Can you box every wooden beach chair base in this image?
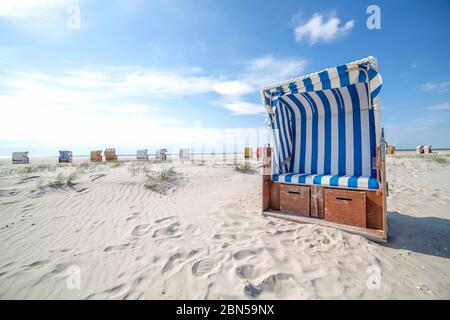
[262,178,387,242]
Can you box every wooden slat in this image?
[366,190,383,230]
[310,185,324,218]
[270,182,280,211]
[262,210,386,243]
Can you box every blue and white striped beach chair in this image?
[261,56,387,242]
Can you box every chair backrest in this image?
[275,82,376,178]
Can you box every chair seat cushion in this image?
[273,173,379,190]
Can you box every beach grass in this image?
[144,167,177,191]
[392,153,449,164]
[234,162,253,173]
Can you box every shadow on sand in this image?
[384,211,450,259]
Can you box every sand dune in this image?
[0,155,449,299]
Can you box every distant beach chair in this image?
[58,150,73,163]
[179,148,190,161]
[244,147,252,159]
[90,150,103,162]
[156,149,168,161]
[104,148,118,161]
[416,145,424,154]
[385,145,395,155]
[136,149,149,160]
[12,152,29,164]
[423,145,432,154]
[261,56,387,242]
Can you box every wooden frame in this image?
[261,146,388,242]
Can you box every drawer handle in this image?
[336,197,352,202]
[288,191,300,195]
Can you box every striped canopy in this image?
[261,56,383,187]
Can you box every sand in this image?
[0,154,449,299]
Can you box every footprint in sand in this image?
[126,212,141,222]
[235,264,255,279]
[192,259,216,276]
[154,216,176,224]
[152,222,181,239]
[213,233,237,240]
[103,243,131,252]
[131,224,152,237]
[232,249,258,260]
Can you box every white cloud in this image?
[0,0,86,36]
[243,55,308,87]
[0,0,76,17]
[420,82,450,93]
[223,101,264,115]
[213,81,254,96]
[427,102,450,110]
[294,13,355,45]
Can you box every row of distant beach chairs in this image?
[11,147,262,164]
[384,145,433,155]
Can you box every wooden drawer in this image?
[310,185,324,219]
[280,184,310,216]
[325,189,366,228]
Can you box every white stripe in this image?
[338,176,350,187]
[296,94,313,174]
[357,176,369,189]
[306,174,317,184]
[370,74,382,93]
[309,92,325,174]
[283,96,301,173]
[357,83,371,177]
[324,90,339,176]
[295,80,305,92]
[328,67,340,89]
[310,73,322,91]
[321,175,332,185]
[341,88,354,176]
[290,173,301,183]
[346,63,360,85]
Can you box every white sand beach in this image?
[0,153,449,299]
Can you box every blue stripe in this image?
[288,82,298,94]
[337,65,350,87]
[368,178,379,189]
[303,78,314,92]
[287,95,307,173]
[279,98,297,173]
[348,176,359,188]
[371,85,381,99]
[348,85,363,176]
[368,110,377,178]
[318,71,331,90]
[358,68,367,83]
[313,175,324,184]
[274,102,287,172]
[316,91,332,174]
[330,175,340,186]
[368,68,378,80]
[281,105,291,173]
[272,174,279,182]
[279,105,291,173]
[302,92,319,174]
[332,89,346,175]
[297,174,309,184]
[284,173,295,183]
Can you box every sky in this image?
[0,0,449,155]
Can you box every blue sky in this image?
[0,0,449,155]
